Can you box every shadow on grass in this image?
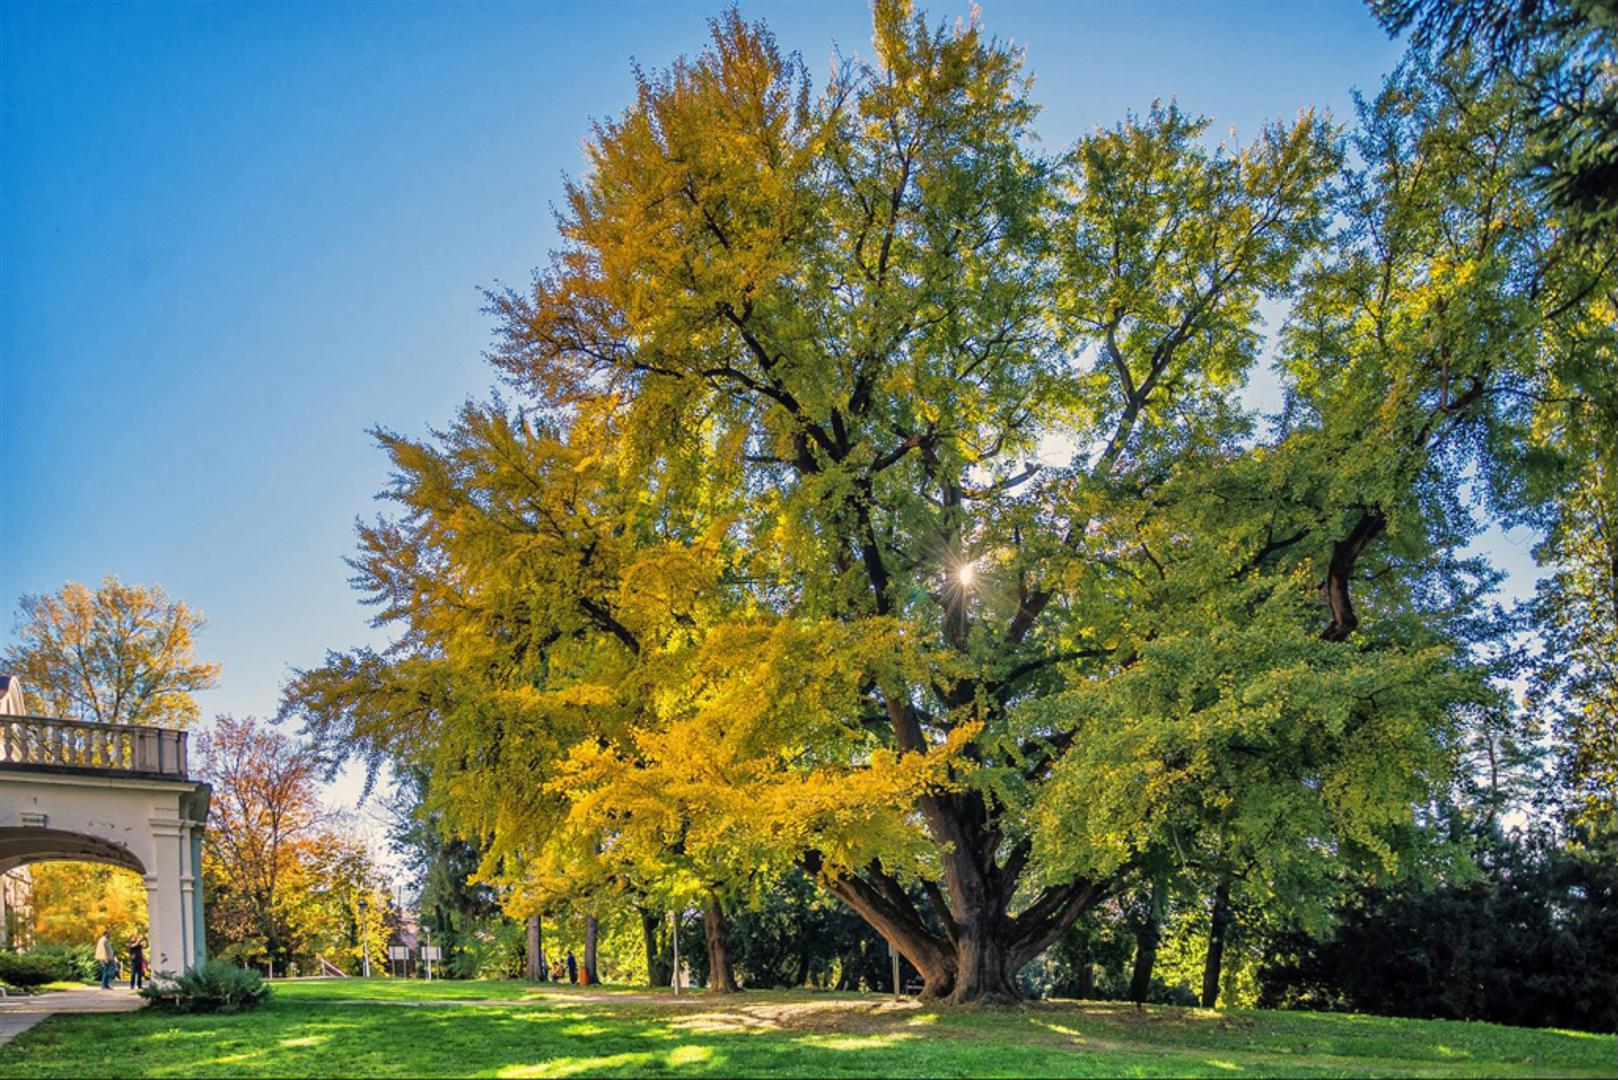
[1,992,1612,1079]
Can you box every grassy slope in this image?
[0,979,1611,1078]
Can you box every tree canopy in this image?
[3,575,219,728]
[198,715,391,975]
[282,0,1616,1003]
[1371,0,1618,242]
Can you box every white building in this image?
[0,676,210,971]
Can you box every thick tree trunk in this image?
[703,893,740,992]
[1128,926,1159,1004]
[947,919,1021,1003]
[1128,881,1165,1005]
[525,915,543,981]
[803,692,1107,1005]
[791,933,811,988]
[813,829,1102,1004]
[640,907,671,987]
[1201,879,1232,1008]
[582,915,599,985]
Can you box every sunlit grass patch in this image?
[1034,1020,1088,1043]
[799,1032,917,1051]
[0,983,1611,1078]
[494,1051,660,1078]
[666,1045,714,1066]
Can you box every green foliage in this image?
[1530,481,1618,827]
[1524,405,1618,827]
[0,951,62,989]
[1371,0,1618,243]
[13,944,97,984]
[278,0,1617,1002]
[727,870,892,990]
[1025,907,1138,1001]
[383,767,504,979]
[450,918,526,980]
[141,960,271,1013]
[1257,822,1618,1033]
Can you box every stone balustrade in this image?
[0,714,188,778]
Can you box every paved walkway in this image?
[0,986,144,1047]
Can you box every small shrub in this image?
[141,961,270,1013]
[22,943,98,983]
[0,951,60,989]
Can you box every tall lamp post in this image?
[358,897,371,979]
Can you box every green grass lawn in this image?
[1,980,91,994]
[1,978,1611,1078]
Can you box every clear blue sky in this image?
[1,1,1535,830]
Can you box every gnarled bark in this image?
[703,892,740,992]
[811,814,1103,1004]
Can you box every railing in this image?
[0,715,188,778]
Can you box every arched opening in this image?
[0,827,147,877]
[0,829,149,973]
[0,777,211,973]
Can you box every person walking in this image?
[94,929,116,990]
[128,935,146,990]
[566,951,578,984]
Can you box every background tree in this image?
[19,863,147,948]
[1530,476,1618,828]
[199,714,389,975]
[1257,819,1618,1033]
[1520,286,1618,830]
[1370,0,1618,242]
[2,575,219,727]
[383,766,504,976]
[200,714,320,971]
[1026,905,1140,1002]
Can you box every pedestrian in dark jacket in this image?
[128,936,146,990]
[566,951,578,984]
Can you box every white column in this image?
[190,825,207,965]
[146,817,188,974]
[178,817,205,968]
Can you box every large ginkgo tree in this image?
[282,2,1614,1002]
